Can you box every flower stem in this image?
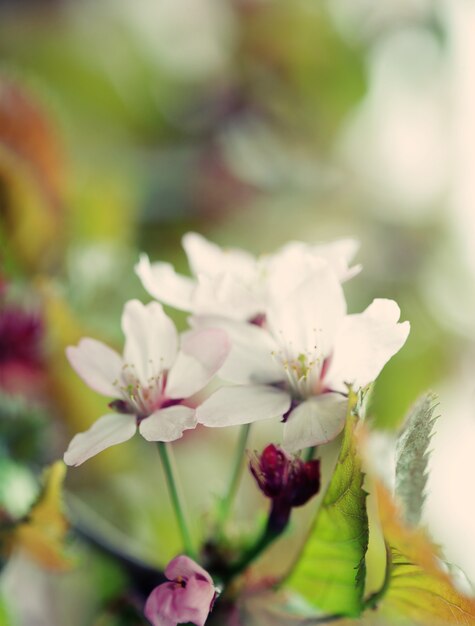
[303,445,317,462]
[218,423,251,531]
[157,442,196,559]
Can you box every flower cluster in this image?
[64,233,409,465]
[63,233,410,626]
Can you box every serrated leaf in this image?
[288,394,368,617]
[376,482,475,625]
[10,461,71,571]
[395,392,439,526]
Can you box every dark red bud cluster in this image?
[250,444,321,510]
[0,306,43,369]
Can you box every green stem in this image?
[224,523,281,583]
[157,442,196,559]
[218,423,251,530]
[304,445,317,462]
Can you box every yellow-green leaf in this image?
[376,482,475,625]
[288,395,368,617]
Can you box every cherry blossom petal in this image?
[265,239,359,304]
[122,299,178,384]
[139,406,197,442]
[166,328,230,399]
[175,576,215,626]
[144,577,214,626]
[267,263,347,361]
[66,338,123,398]
[283,394,348,452]
[165,555,213,584]
[135,254,195,311]
[192,273,261,320]
[310,238,361,282]
[196,385,291,427]
[190,316,282,385]
[144,582,177,626]
[63,413,137,467]
[325,298,410,393]
[183,231,257,281]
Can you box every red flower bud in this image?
[250,444,321,509]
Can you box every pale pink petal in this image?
[122,299,178,384]
[63,413,136,467]
[165,555,213,584]
[144,578,214,626]
[166,329,230,399]
[267,263,347,361]
[135,254,195,312]
[283,394,348,452]
[176,576,215,626]
[66,338,123,398]
[183,231,256,281]
[190,316,282,385]
[196,385,291,427]
[139,406,197,442]
[325,299,410,393]
[144,582,180,626]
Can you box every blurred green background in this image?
[1,0,474,624]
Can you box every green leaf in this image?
[287,395,368,617]
[395,392,439,526]
[375,482,475,625]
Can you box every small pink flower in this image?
[144,556,217,626]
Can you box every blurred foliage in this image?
[0,394,49,464]
[1,462,70,572]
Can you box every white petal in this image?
[325,298,410,393]
[310,238,361,282]
[135,254,195,311]
[264,239,360,306]
[283,394,348,452]
[183,232,257,281]
[166,328,230,399]
[267,263,347,360]
[139,406,197,442]
[66,338,123,398]
[63,413,136,466]
[122,299,178,384]
[192,272,262,320]
[196,385,291,427]
[190,316,283,385]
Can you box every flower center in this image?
[113,363,168,419]
[273,350,327,399]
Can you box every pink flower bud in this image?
[144,555,217,626]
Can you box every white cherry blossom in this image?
[63,299,230,466]
[135,232,360,322]
[194,262,410,452]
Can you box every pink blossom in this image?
[63,299,230,466]
[144,556,216,626]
